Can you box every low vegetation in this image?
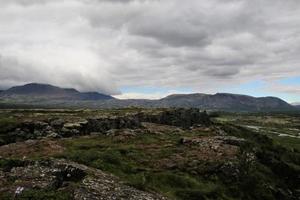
[0,109,299,199]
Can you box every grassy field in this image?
[213,112,300,152]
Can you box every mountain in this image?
[157,93,294,111]
[0,83,114,101]
[292,103,300,110]
[288,102,300,110]
[0,83,296,112]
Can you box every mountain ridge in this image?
[0,83,114,101]
[0,83,297,112]
[157,93,294,111]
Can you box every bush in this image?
[17,189,72,200]
[0,158,26,172]
[0,118,18,133]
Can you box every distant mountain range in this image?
[0,83,297,112]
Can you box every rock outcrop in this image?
[4,116,142,144]
[140,108,211,129]
[2,108,211,145]
[0,158,167,200]
[86,115,141,133]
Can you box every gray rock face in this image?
[0,159,167,200]
[3,108,212,145]
[50,119,65,130]
[86,115,141,133]
[7,121,58,142]
[141,108,211,129]
[60,121,88,137]
[5,116,142,144]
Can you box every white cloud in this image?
[266,82,300,95]
[0,0,300,96]
[114,92,164,100]
[114,89,195,100]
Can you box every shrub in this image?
[17,189,72,200]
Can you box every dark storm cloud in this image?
[0,0,299,96]
[204,67,240,78]
[128,19,210,47]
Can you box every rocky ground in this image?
[0,158,166,200]
[0,108,299,199]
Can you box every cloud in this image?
[114,92,165,100]
[0,0,299,97]
[266,82,300,95]
[114,89,195,100]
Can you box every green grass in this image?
[0,117,18,133]
[0,158,26,172]
[57,131,231,199]
[272,135,300,152]
[17,189,71,200]
[0,117,19,145]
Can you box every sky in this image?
[0,0,300,102]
